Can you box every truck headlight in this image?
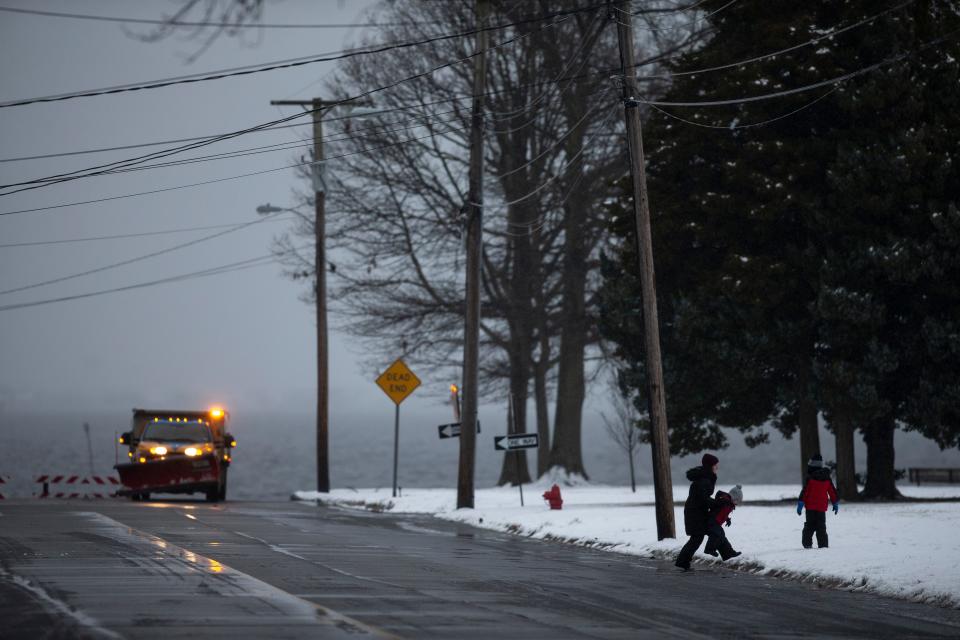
[149,446,168,456]
[184,447,200,457]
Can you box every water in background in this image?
[2,410,958,500]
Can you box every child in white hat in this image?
[704,485,743,560]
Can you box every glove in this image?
[725,518,732,527]
[796,500,804,516]
[832,501,839,515]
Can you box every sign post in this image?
[375,359,421,498]
[494,433,539,507]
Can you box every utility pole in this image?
[271,97,334,493]
[614,3,676,539]
[457,0,489,509]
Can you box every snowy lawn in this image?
[294,482,960,608]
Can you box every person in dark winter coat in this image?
[797,454,839,548]
[675,453,719,570]
[704,485,743,561]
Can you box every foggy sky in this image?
[0,0,411,416]
[2,2,959,477]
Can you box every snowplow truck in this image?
[115,407,236,502]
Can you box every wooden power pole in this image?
[458,0,489,509]
[614,3,676,539]
[271,97,334,493]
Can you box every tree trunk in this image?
[861,416,901,499]
[833,420,859,501]
[498,350,532,486]
[534,357,550,477]
[798,393,821,483]
[628,450,636,493]
[547,219,589,477]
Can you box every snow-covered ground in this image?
[294,481,960,608]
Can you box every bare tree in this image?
[139,0,706,485]
[601,377,642,492]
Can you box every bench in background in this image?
[908,468,960,485]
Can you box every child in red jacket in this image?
[797,454,839,548]
[704,485,743,561]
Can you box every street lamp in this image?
[256,203,287,215]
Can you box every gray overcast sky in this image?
[3,1,959,481]
[0,0,458,416]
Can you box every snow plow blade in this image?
[115,455,221,497]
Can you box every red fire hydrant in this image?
[542,484,563,510]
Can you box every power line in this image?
[0,101,472,163]
[0,215,296,249]
[0,211,285,296]
[0,2,609,109]
[643,25,960,108]
[617,0,739,32]
[27,36,604,180]
[648,88,838,129]
[0,254,279,313]
[4,26,953,219]
[0,124,470,216]
[26,110,468,180]
[0,1,910,166]
[635,0,916,82]
[0,5,441,29]
[0,7,590,196]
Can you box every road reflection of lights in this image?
[185,513,197,520]
[209,559,224,573]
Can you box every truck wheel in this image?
[205,487,220,502]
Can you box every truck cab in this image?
[116,407,236,502]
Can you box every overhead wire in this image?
[0,100,471,163]
[0,7,585,196]
[486,7,605,120]
[0,253,282,313]
[0,123,470,217]
[616,0,739,32]
[482,104,621,213]
[648,88,838,129]
[494,87,615,181]
[28,110,469,180]
[1,1,936,221]
[0,0,910,166]
[0,5,443,29]
[0,211,287,296]
[0,215,297,249]
[0,2,610,109]
[635,0,917,82]
[642,25,960,108]
[5,24,952,218]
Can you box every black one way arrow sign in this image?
[437,422,481,439]
[494,433,539,451]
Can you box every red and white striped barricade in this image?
[35,475,120,499]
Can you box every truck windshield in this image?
[141,421,211,443]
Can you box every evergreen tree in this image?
[601,0,960,494]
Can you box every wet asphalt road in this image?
[1,499,959,639]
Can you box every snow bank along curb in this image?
[292,485,960,610]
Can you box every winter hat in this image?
[808,453,824,468]
[729,485,743,505]
[701,453,719,468]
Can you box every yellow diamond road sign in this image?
[376,359,421,405]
